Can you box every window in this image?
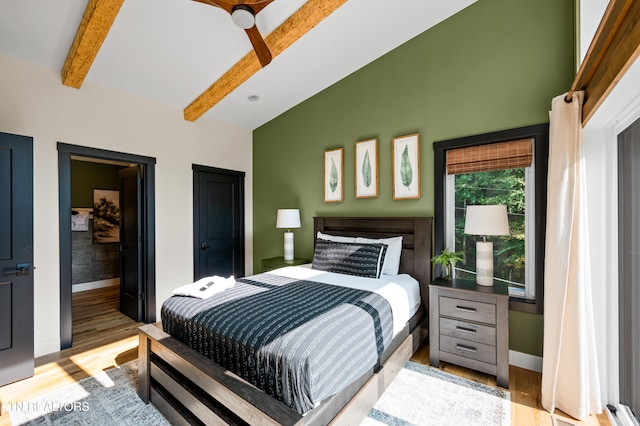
[446,165,535,298]
[433,124,549,314]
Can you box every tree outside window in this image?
[452,168,526,292]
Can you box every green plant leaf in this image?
[400,145,413,190]
[362,150,372,188]
[431,247,464,266]
[330,158,338,194]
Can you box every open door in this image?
[119,166,143,321]
[0,132,34,386]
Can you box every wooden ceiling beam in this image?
[184,0,348,122]
[61,0,124,89]
[567,0,640,125]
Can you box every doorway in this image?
[58,143,156,350]
[69,159,127,296]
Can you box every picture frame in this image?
[93,189,120,243]
[324,148,344,202]
[355,139,379,198]
[392,133,421,200]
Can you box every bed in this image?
[137,216,432,425]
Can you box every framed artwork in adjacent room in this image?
[93,189,120,243]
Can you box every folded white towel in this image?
[171,275,235,299]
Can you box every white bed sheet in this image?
[268,265,421,337]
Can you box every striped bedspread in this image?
[161,271,394,414]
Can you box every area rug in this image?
[362,361,510,426]
[9,360,510,425]
[8,362,169,426]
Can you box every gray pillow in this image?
[312,239,388,278]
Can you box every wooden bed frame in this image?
[138,216,432,425]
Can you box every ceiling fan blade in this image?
[191,0,220,8]
[244,26,272,67]
[191,0,274,67]
[247,0,274,15]
[191,0,273,14]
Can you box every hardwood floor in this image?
[410,346,610,426]
[0,286,141,426]
[0,287,610,425]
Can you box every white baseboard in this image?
[35,338,61,358]
[72,278,119,293]
[509,350,543,373]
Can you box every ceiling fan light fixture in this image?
[231,5,255,29]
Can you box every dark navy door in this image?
[0,132,34,386]
[119,166,143,321]
[193,166,244,280]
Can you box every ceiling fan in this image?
[193,0,274,67]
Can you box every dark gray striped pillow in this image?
[312,239,388,278]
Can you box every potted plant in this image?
[431,248,463,280]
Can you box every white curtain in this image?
[541,91,602,420]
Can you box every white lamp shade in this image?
[464,205,510,236]
[276,209,301,229]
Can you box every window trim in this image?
[433,124,548,314]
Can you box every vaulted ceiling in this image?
[0,0,477,130]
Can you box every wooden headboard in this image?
[313,217,433,309]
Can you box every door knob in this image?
[200,243,209,250]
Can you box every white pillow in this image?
[355,236,403,275]
[317,231,357,243]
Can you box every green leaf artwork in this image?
[362,150,372,188]
[330,158,338,194]
[400,145,413,190]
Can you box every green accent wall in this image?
[71,160,124,207]
[253,0,573,357]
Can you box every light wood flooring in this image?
[0,286,141,426]
[0,286,610,426]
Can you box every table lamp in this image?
[276,209,301,261]
[464,205,510,286]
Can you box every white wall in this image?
[0,54,253,357]
[583,124,616,406]
[578,0,608,62]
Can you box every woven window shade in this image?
[446,138,533,174]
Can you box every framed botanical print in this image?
[392,133,420,200]
[355,139,379,198]
[324,148,344,202]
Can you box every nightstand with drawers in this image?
[429,278,509,388]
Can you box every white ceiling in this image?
[0,0,477,130]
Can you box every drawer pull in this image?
[456,344,478,353]
[456,326,477,334]
[456,305,477,313]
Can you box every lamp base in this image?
[476,241,494,286]
[283,232,294,261]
